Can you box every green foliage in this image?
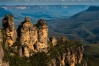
[48,45,60,59]
[48,37,83,59]
[84,44,99,56]
[4,52,31,66]
[4,50,50,66]
[56,37,82,52]
[3,36,83,66]
[84,55,99,66]
[83,44,99,66]
[1,29,6,49]
[29,52,50,66]
[76,43,99,66]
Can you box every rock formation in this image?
[65,46,83,66]
[50,36,57,46]
[49,37,84,66]
[1,15,84,66]
[18,17,38,57]
[2,15,17,48]
[0,29,9,66]
[0,29,4,66]
[36,19,49,52]
[18,18,49,57]
[17,17,84,66]
[49,46,83,66]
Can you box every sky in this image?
[0,0,99,5]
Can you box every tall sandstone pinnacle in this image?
[2,15,17,48]
[18,17,38,57]
[36,19,49,52]
[18,18,49,57]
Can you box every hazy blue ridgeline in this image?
[0,5,89,27]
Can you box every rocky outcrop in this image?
[50,36,57,46]
[2,15,17,48]
[49,46,83,66]
[65,46,83,66]
[0,29,4,66]
[0,29,9,66]
[0,48,9,66]
[18,18,49,57]
[1,15,84,66]
[36,19,49,52]
[49,37,84,66]
[18,17,38,57]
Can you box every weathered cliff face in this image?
[0,29,4,66]
[49,38,84,66]
[18,17,38,57]
[49,47,83,66]
[36,19,49,52]
[2,15,17,48]
[1,15,84,66]
[18,18,49,57]
[0,44,9,66]
[0,29,9,66]
[65,46,83,66]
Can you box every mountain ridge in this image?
[48,6,99,44]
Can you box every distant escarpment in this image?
[48,6,99,44]
[0,15,84,66]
